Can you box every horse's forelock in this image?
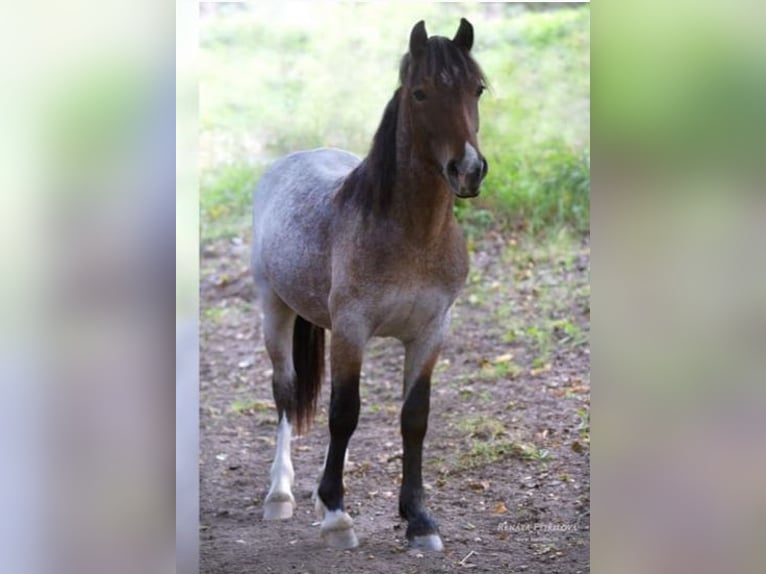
[400,36,485,89]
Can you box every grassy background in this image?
[199,2,589,240]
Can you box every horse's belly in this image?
[263,251,333,329]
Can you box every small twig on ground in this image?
[459,549,476,566]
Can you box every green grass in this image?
[200,4,589,241]
[452,414,551,470]
[230,398,272,415]
[456,415,507,440]
[479,358,523,381]
[457,230,589,372]
[458,439,552,470]
[458,141,590,235]
[495,232,590,367]
[576,407,590,442]
[200,163,261,240]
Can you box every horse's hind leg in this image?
[258,286,298,520]
[399,328,446,551]
[315,326,364,549]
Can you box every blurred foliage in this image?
[200,163,261,240]
[44,63,149,184]
[595,0,766,170]
[199,3,590,239]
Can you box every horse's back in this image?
[252,148,360,327]
[253,148,359,226]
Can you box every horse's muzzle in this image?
[447,154,488,198]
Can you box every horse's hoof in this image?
[410,534,444,552]
[319,509,359,549]
[321,526,359,549]
[263,492,295,520]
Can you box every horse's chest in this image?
[371,282,457,339]
[334,234,469,339]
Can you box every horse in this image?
[251,18,488,551]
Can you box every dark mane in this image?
[335,87,401,217]
[335,36,486,217]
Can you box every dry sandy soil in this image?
[200,229,590,573]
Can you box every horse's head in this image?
[401,18,489,198]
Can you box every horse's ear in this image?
[409,20,428,58]
[453,18,474,52]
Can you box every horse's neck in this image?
[389,146,458,247]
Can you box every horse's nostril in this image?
[447,160,459,177]
[481,158,489,178]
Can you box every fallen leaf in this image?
[530,363,552,377]
[494,353,513,364]
[494,501,507,514]
[468,479,491,492]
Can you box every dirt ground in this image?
[200,229,590,574]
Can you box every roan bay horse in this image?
[251,18,488,551]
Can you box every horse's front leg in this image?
[315,327,364,549]
[399,327,446,551]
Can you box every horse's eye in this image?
[476,85,486,97]
[413,89,427,102]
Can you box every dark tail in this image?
[292,315,325,434]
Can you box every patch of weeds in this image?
[459,439,552,470]
[465,289,489,308]
[571,407,590,453]
[463,440,516,467]
[502,326,524,344]
[576,407,590,442]
[516,444,552,461]
[200,163,261,240]
[522,316,586,364]
[526,325,553,363]
[456,415,506,441]
[480,359,522,381]
[433,358,453,376]
[203,306,226,322]
[478,139,590,236]
[551,317,587,347]
[466,268,484,286]
[454,206,495,239]
[576,283,591,315]
[494,302,516,322]
[230,399,272,415]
